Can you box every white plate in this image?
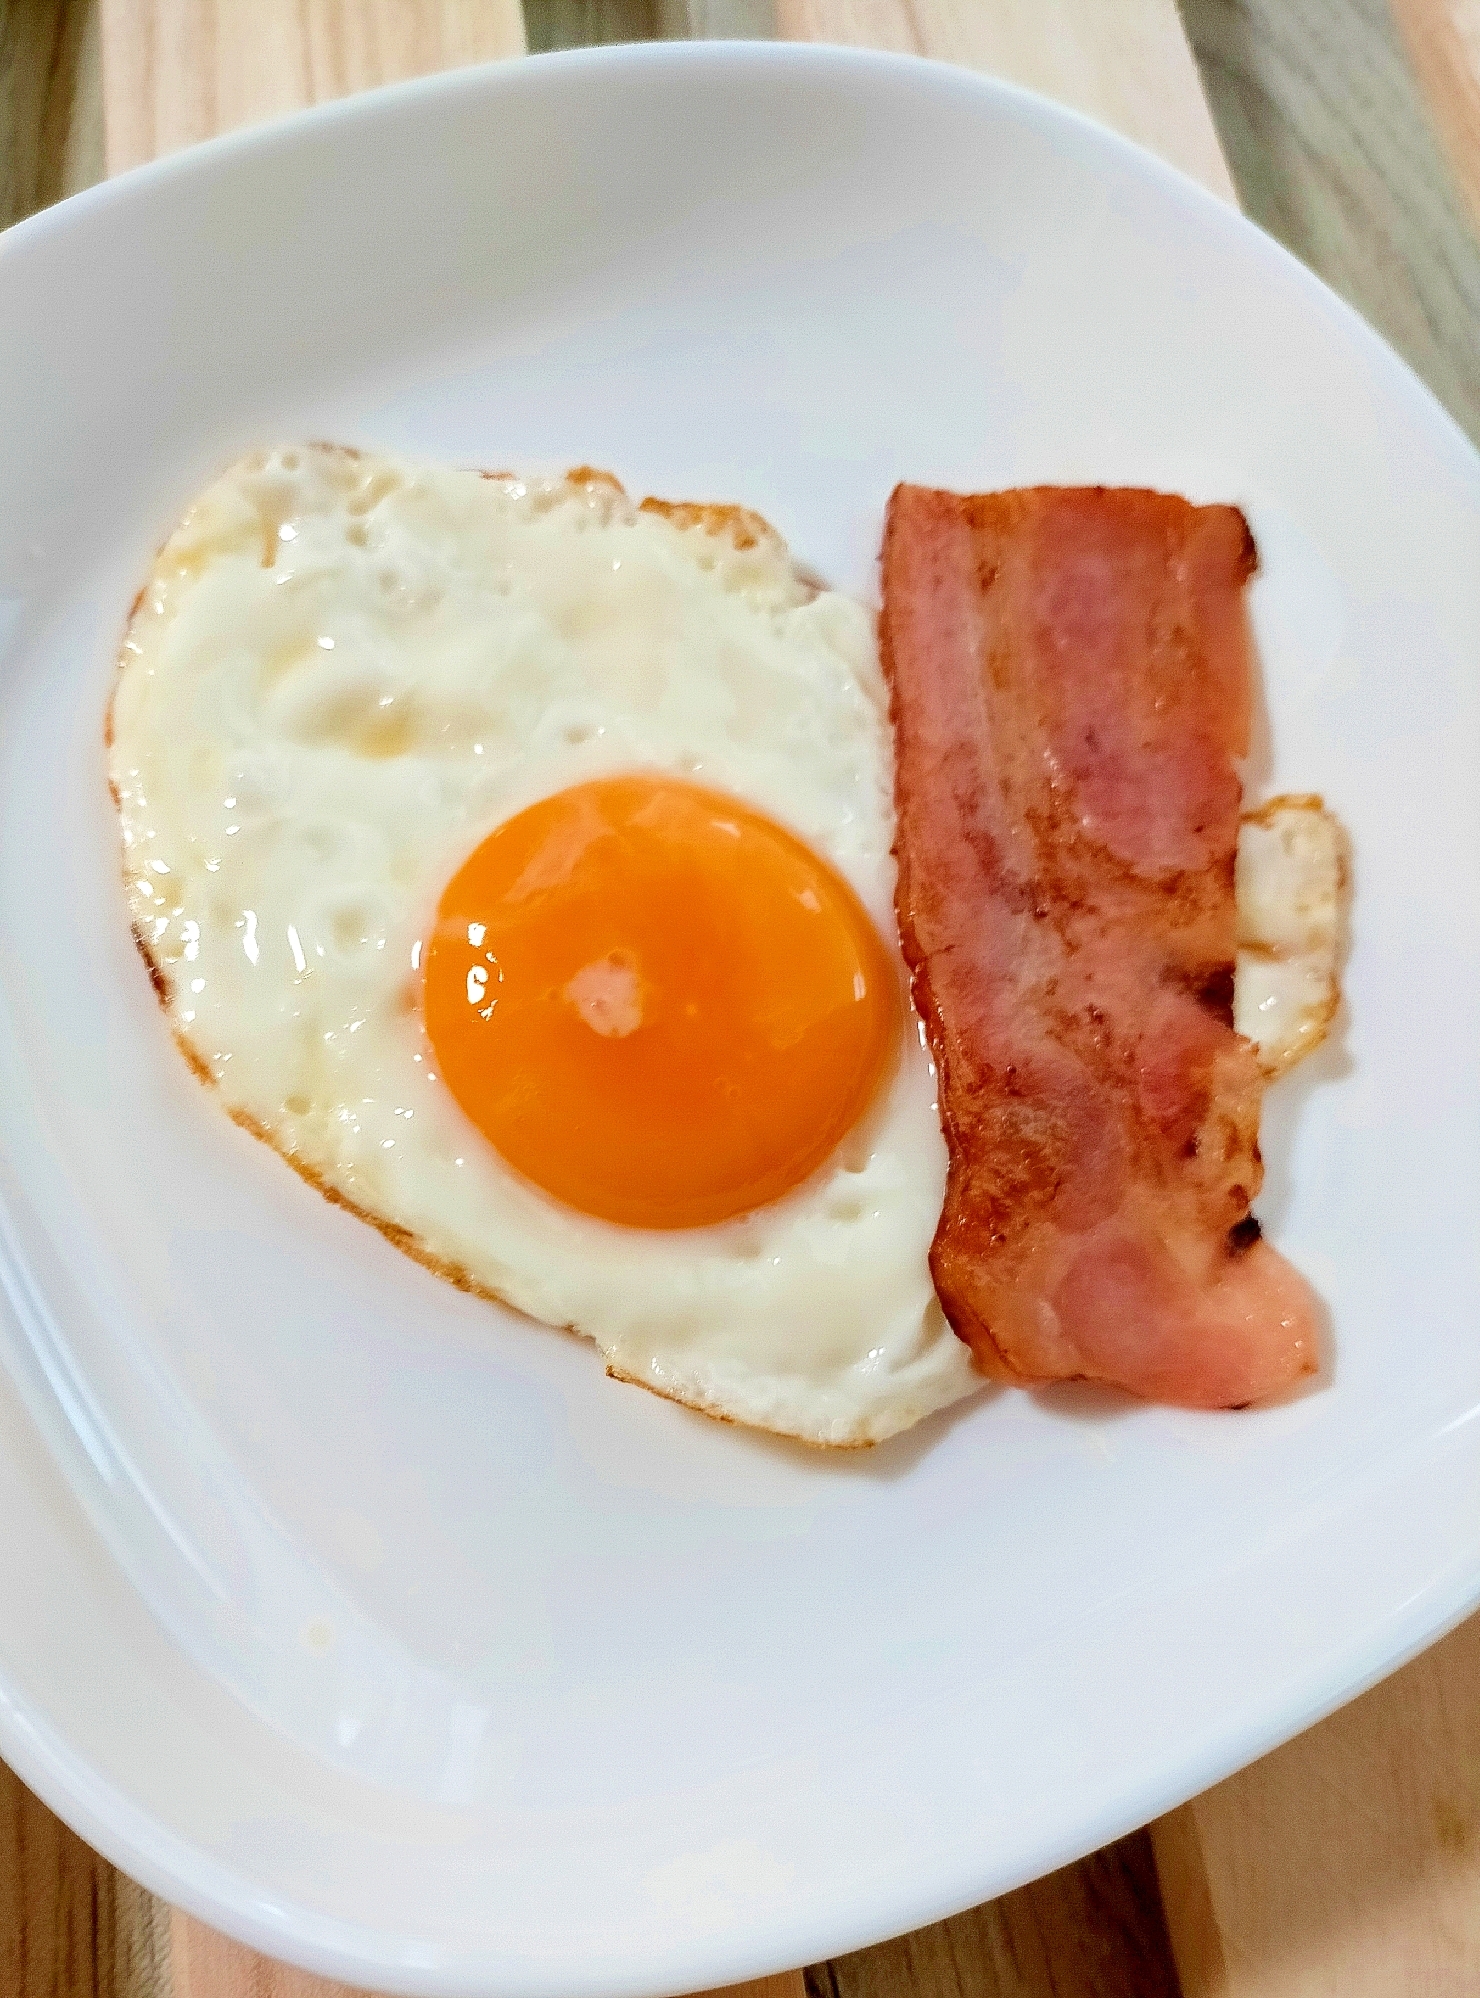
[1,40,1478,1998]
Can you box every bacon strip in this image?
[881,485,1319,1408]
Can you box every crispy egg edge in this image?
[111,451,879,1452]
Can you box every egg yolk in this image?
[422,776,901,1229]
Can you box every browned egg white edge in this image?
[108,447,874,1451]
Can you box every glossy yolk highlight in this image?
[423,776,901,1228]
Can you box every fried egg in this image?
[109,445,974,1446]
[109,446,1344,1447]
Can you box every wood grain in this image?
[525,0,660,49]
[170,1909,804,1998]
[1390,0,1480,228]
[89,5,537,1987]
[0,1761,168,1998]
[166,1918,368,1998]
[808,1833,1180,1998]
[747,8,1183,1992]
[164,1921,810,1998]
[524,1,777,50]
[93,11,794,1996]
[99,0,527,174]
[1161,17,1479,1990]
[773,0,1235,197]
[658,0,777,32]
[0,0,100,225]
[173,1915,807,1998]
[1177,0,1480,445]
[1153,1612,1480,1995]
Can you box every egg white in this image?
[109,445,977,1447]
[1236,794,1345,1077]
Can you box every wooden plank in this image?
[773,10,1204,1998]
[1390,0,1480,229]
[0,0,101,225]
[1159,39,1480,1987]
[166,1917,370,1998]
[1178,0,1480,448]
[1153,1611,1480,1995]
[1167,4,1480,1985]
[0,1756,164,1998]
[815,1832,1181,1998]
[772,0,1236,198]
[173,1909,802,1998]
[94,11,799,1995]
[525,0,660,50]
[656,0,778,32]
[99,0,527,174]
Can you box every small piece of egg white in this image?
[1235,795,1346,1078]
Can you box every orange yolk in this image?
[423,775,901,1229]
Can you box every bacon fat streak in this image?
[880,484,1319,1408]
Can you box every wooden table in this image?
[2,3,1479,1995]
